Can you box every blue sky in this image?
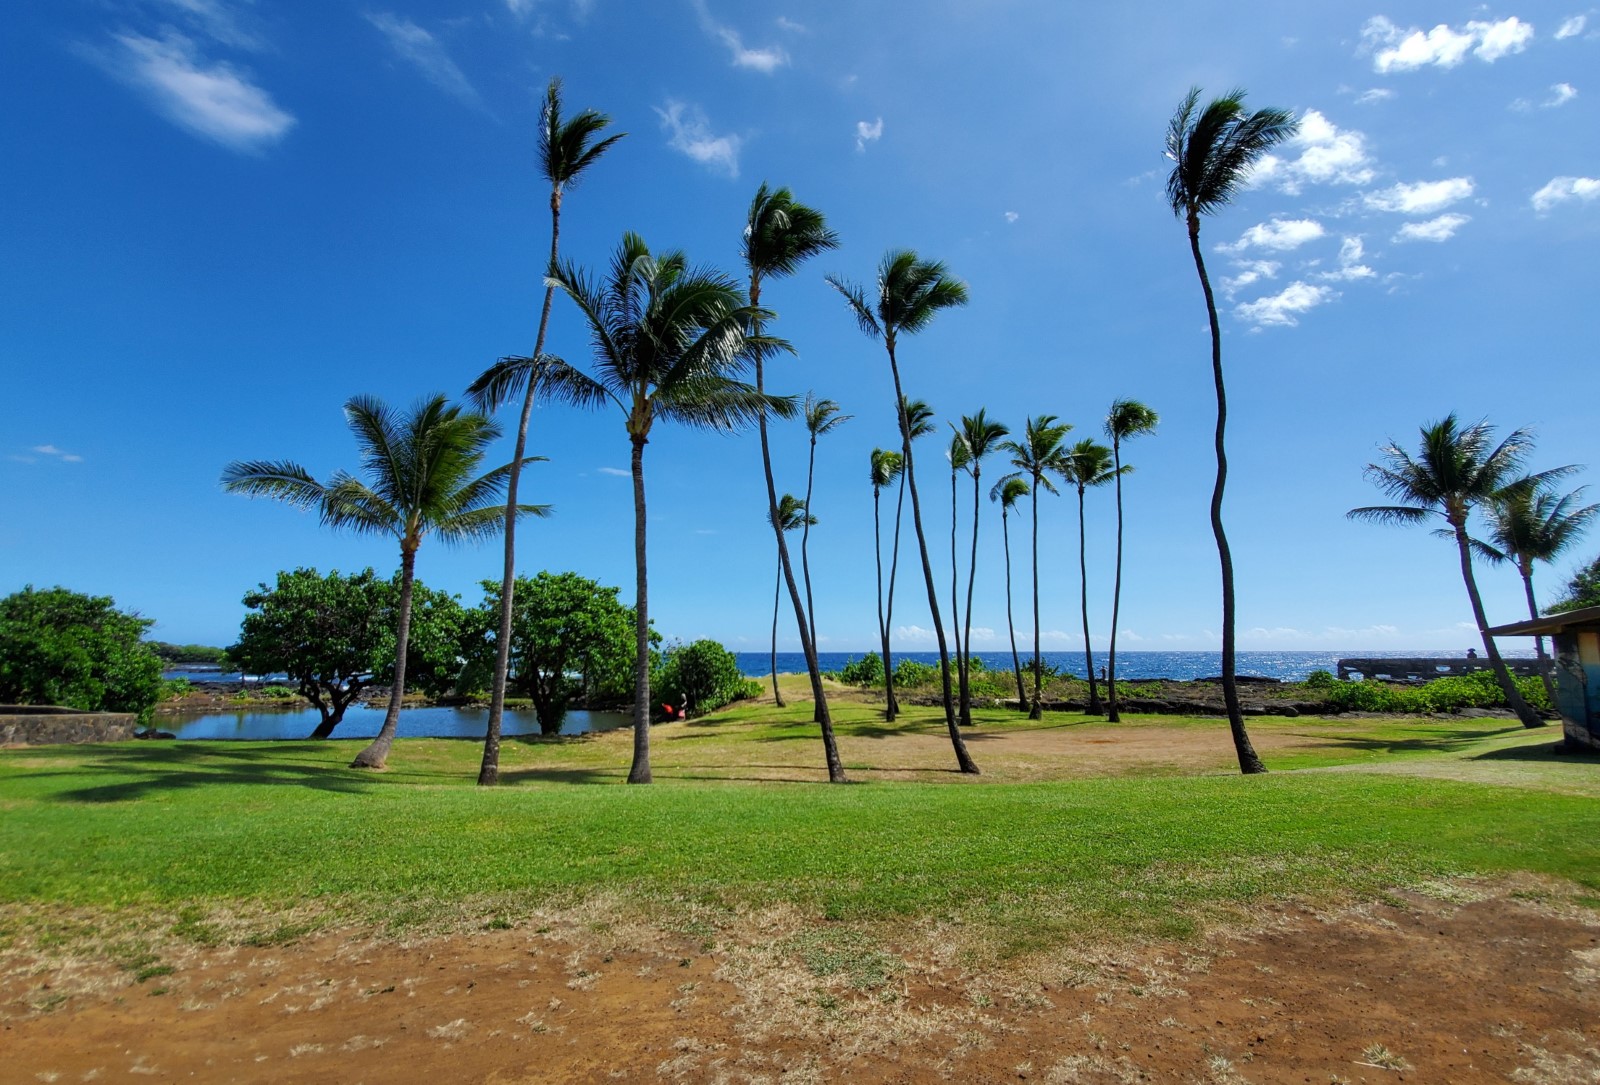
[2,0,1596,654]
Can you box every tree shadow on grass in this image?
[497,764,623,786]
[32,742,381,803]
[1286,726,1522,758]
[1471,738,1588,763]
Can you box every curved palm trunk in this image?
[351,545,417,769]
[628,435,653,783]
[1076,486,1103,715]
[884,471,908,720]
[479,190,564,787]
[1188,215,1265,774]
[1001,507,1026,709]
[802,434,823,724]
[960,468,983,726]
[770,557,785,706]
[950,464,967,725]
[1028,481,1043,721]
[873,486,896,719]
[888,340,977,773]
[1107,441,1126,723]
[751,302,845,783]
[1519,561,1558,706]
[1451,522,1545,728]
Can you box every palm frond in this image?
[990,474,1031,508]
[435,503,552,546]
[1106,398,1160,442]
[804,393,851,438]
[220,459,327,508]
[870,447,903,488]
[824,275,882,339]
[744,184,840,282]
[1346,504,1436,526]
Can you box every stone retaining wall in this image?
[0,706,137,745]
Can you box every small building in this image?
[1487,604,1600,753]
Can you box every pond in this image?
[164,705,631,741]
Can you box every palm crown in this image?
[901,397,937,441]
[539,77,625,194]
[1001,415,1073,493]
[870,448,903,490]
[991,475,1030,510]
[743,184,840,292]
[1106,399,1160,444]
[956,409,1010,473]
[1062,438,1118,491]
[804,394,851,440]
[769,493,815,532]
[1166,87,1298,222]
[1480,484,1597,573]
[826,250,968,347]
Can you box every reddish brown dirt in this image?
[4,884,1597,1083]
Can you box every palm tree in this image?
[464,79,622,788]
[991,476,1031,709]
[768,493,814,707]
[801,394,851,678]
[1000,416,1071,720]
[870,446,904,719]
[828,251,978,774]
[743,184,841,741]
[1104,399,1159,723]
[1061,438,1119,715]
[882,397,937,722]
[1166,87,1297,775]
[1348,415,1558,730]
[222,395,547,769]
[549,232,801,783]
[946,429,970,720]
[955,410,1010,726]
[1478,481,1596,704]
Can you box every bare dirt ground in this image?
[5,879,1597,1084]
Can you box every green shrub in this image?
[892,658,940,688]
[0,586,165,721]
[161,678,193,700]
[1323,669,1551,714]
[654,640,751,718]
[837,652,885,687]
[1302,669,1337,690]
[257,685,298,700]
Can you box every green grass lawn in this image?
[2,706,1595,956]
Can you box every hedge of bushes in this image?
[1319,669,1550,714]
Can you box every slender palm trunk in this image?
[1107,441,1126,722]
[1028,482,1043,720]
[950,464,966,724]
[351,544,417,769]
[751,294,845,782]
[1451,521,1544,728]
[628,435,653,783]
[888,339,977,773]
[802,434,822,723]
[874,485,896,719]
[479,190,564,787]
[1188,214,1265,774]
[884,471,907,720]
[770,557,785,706]
[1519,561,1558,706]
[1002,507,1026,709]
[1077,486,1103,714]
[960,468,983,726]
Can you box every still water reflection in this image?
[166,705,629,741]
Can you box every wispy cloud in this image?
[1221,259,1280,297]
[776,16,806,33]
[91,30,294,153]
[16,444,85,464]
[1361,15,1534,73]
[152,0,265,51]
[690,0,787,72]
[1003,211,1019,223]
[1393,213,1470,243]
[1364,177,1474,215]
[1219,218,1325,253]
[1545,82,1578,107]
[1236,282,1336,328]
[1355,87,1395,105]
[596,466,630,477]
[1556,15,1587,40]
[365,12,480,106]
[855,117,883,152]
[1317,236,1376,282]
[1531,175,1600,212]
[656,99,740,178]
[1247,110,1374,193]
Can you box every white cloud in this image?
[1356,87,1394,104]
[1221,259,1280,297]
[1219,218,1325,253]
[596,466,630,477]
[1546,82,1578,107]
[366,13,480,106]
[1235,282,1335,328]
[1364,176,1474,214]
[1003,211,1019,223]
[855,117,883,151]
[1318,236,1376,282]
[1248,110,1374,193]
[154,0,264,50]
[1556,16,1586,39]
[894,624,935,642]
[690,0,787,72]
[1531,176,1600,212]
[96,31,294,153]
[1393,213,1470,242]
[1362,15,1534,72]
[27,444,84,463]
[776,16,806,33]
[655,100,740,178]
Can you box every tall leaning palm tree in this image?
[550,232,807,783]
[222,395,547,770]
[801,394,851,670]
[1061,438,1119,716]
[1348,415,1557,730]
[870,447,904,719]
[1477,481,1596,704]
[769,493,814,707]
[1166,86,1297,775]
[946,429,971,721]
[956,409,1010,726]
[991,475,1032,710]
[743,184,841,736]
[465,78,623,787]
[1000,416,1071,720]
[828,252,978,774]
[1104,399,1159,723]
[883,397,937,721]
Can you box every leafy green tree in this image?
[231,568,391,738]
[744,184,842,752]
[768,494,814,707]
[1062,438,1119,715]
[147,642,228,665]
[1477,481,1596,702]
[869,447,904,719]
[222,394,546,768]
[1551,553,1600,614]
[1104,399,1159,722]
[990,475,1031,709]
[549,232,793,784]
[954,410,1009,726]
[386,577,474,700]
[1000,415,1072,720]
[465,78,623,787]
[654,639,751,718]
[1348,414,1557,730]
[828,252,979,775]
[1166,87,1297,774]
[0,586,163,719]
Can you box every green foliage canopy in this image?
[653,639,753,718]
[0,586,164,719]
